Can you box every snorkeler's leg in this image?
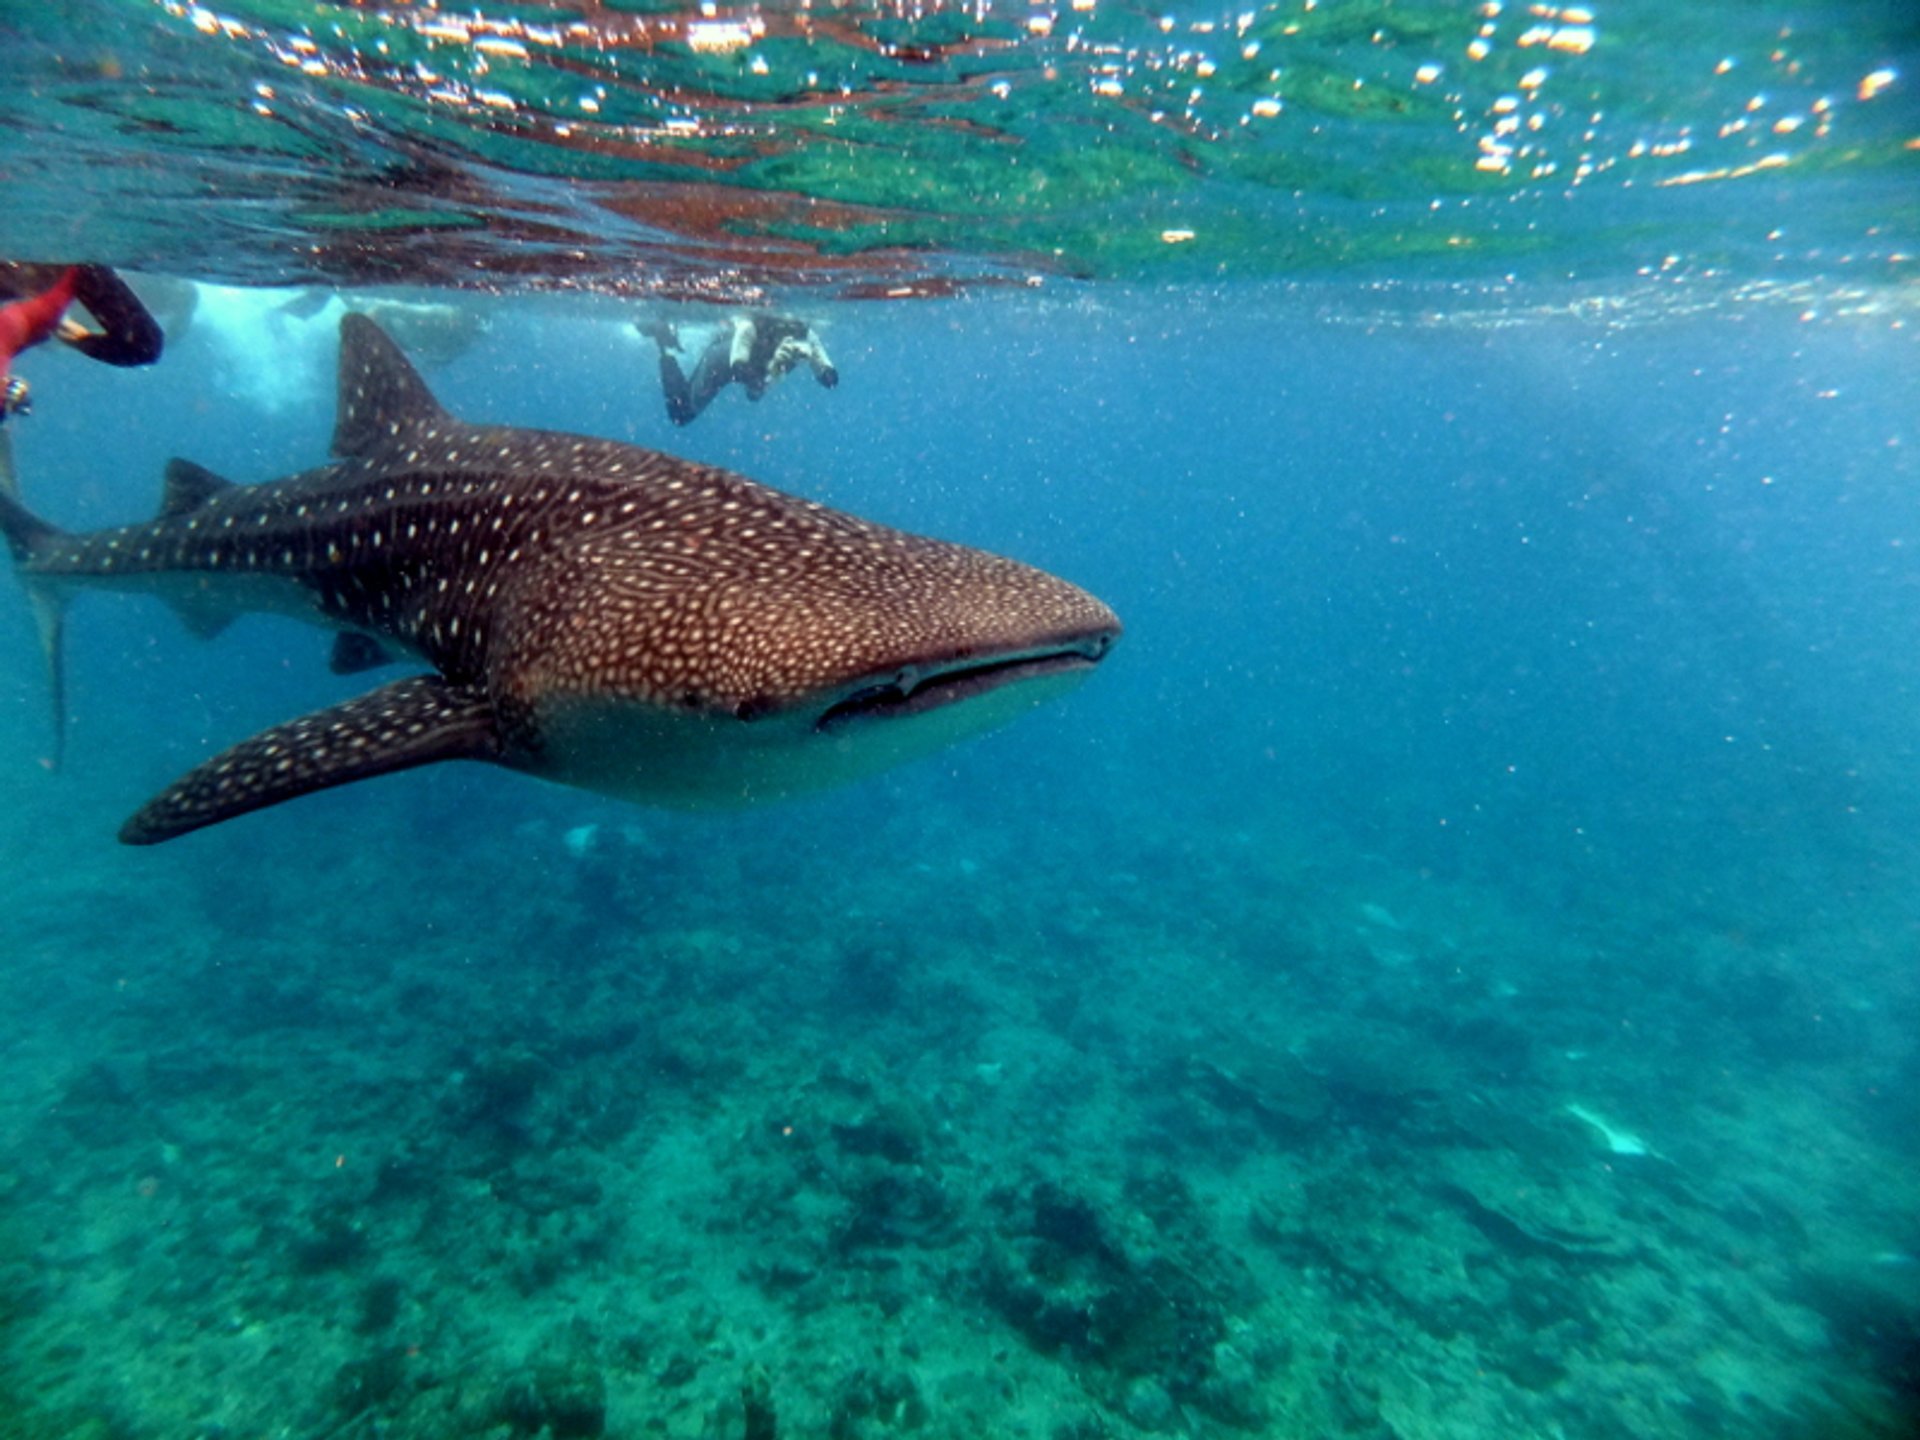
[679,333,736,421]
[638,317,680,352]
[61,267,163,366]
[658,350,697,426]
[643,318,700,425]
[0,263,61,304]
[0,268,79,419]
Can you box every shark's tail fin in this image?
[0,433,69,769]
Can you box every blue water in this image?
[6,2,1918,1432]
[2,278,1916,1437]
[13,289,1918,895]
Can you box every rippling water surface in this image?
[2,0,1914,293]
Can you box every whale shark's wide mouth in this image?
[815,635,1117,732]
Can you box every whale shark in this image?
[0,314,1120,843]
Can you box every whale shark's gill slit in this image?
[816,650,1100,731]
[822,680,907,724]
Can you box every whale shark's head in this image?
[511,492,1121,805]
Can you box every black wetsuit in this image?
[652,315,836,426]
[0,263,163,367]
[658,329,737,427]
[736,317,811,400]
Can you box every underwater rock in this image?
[1499,1341,1571,1392]
[1294,1024,1462,1128]
[1029,1182,1118,1262]
[458,1046,552,1129]
[492,1166,605,1221]
[51,1062,152,1149]
[355,1274,404,1334]
[834,1173,947,1253]
[1326,1352,1389,1436]
[1790,1260,1920,1408]
[1122,1377,1175,1431]
[1862,1045,1920,1157]
[1690,947,1862,1067]
[657,1351,702,1389]
[1431,1144,1632,1264]
[743,1257,820,1296]
[292,1196,371,1272]
[332,1349,409,1414]
[827,1365,929,1436]
[831,939,909,1016]
[1439,1180,1628,1263]
[742,1364,778,1440]
[736,1074,960,1262]
[0,1260,48,1326]
[1194,1342,1267,1427]
[370,1142,436,1203]
[831,1098,930,1165]
[502,1355,607,1438]
[982,1179,1237,1419]
[1180,1049,1331,1137]
[1437,1012,1536,1078]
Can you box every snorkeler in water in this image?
[641,313,838,427]
[0,262,165,423]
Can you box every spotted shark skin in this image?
[0,314,1120,843]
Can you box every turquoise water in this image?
[2,3,1919,1438]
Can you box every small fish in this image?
[0,314,1120,843]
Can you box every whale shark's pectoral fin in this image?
[119,675,503,845]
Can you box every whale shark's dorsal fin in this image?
[158,458,234,519]
[332,312,452,459]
